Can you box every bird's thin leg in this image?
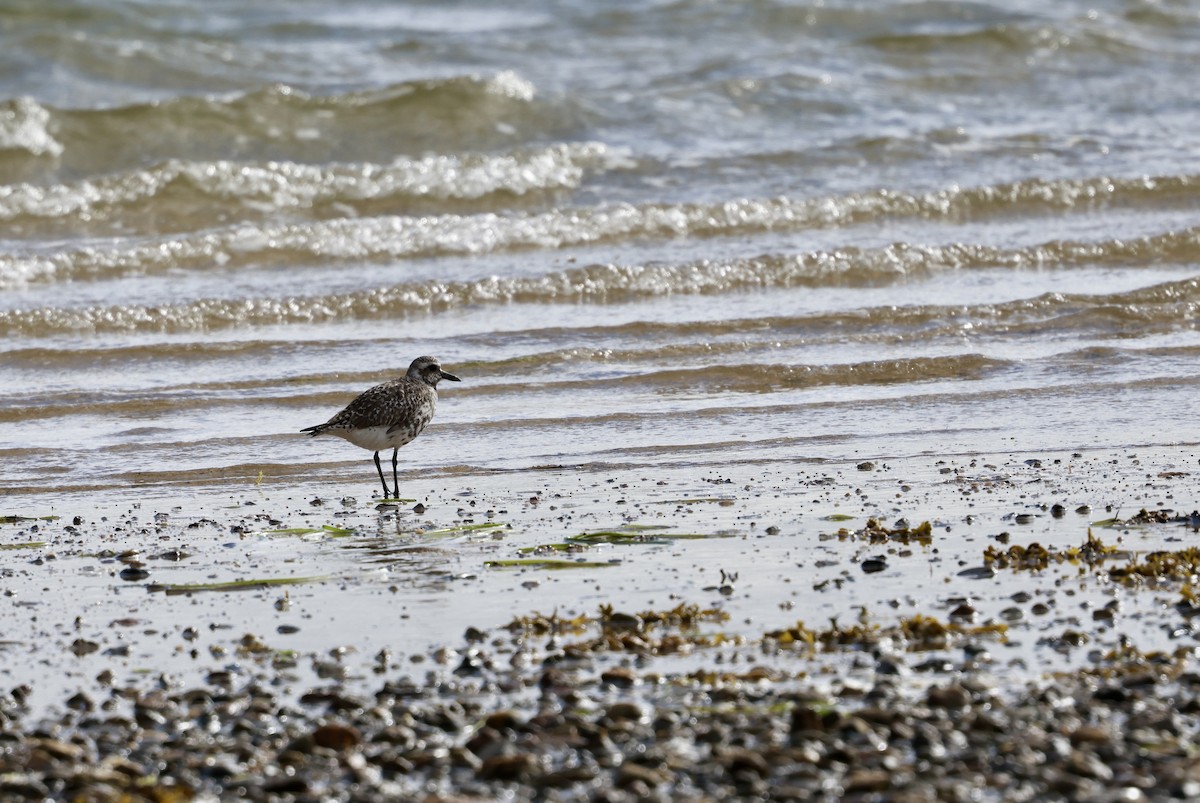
[391,448,400,499]
[373,451,390,499]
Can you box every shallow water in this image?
[3,447,1199,716]
[2,0,1200,714]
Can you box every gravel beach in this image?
[4,447,1200,800]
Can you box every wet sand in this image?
[3,445,1200,798]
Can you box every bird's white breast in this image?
[331,425,407,452]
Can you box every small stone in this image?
[449,746,483,771]
[484,710,523,731]
[926,683,970,708]
[102,756,146,778]
[913,657,954,673]
[949,603,977,622]
[790,705,827,734]
[65,692,94,712]
[1067,749,1114,782]
[0,775,48,797]
[844,768,891,793]
[465,726,506,760]
[542,765,600,787]
[264,778,310,795]
[70,639,99,656]
[311,723,361,751]
[861,557,887,574]
[720,747,769,778]
[601,667,638,688]
[32,738,84,762]
[605,702,646,722]
[454,651,486,675]
[478,753,536,781]
[1070,725,1110,746]
[617,762,669,787]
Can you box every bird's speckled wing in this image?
[321,378,436,431]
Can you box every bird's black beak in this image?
[441,370,461,382]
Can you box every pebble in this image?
[861,557,888,573]
[601,667,638,688]
[311,722,361,751]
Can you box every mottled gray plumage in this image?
[301,356,461,499]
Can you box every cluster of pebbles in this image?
[2,626,1199,801]
[4,454,1200,799]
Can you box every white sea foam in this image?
[0,97,64,157]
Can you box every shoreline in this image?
[2,446,1199,797]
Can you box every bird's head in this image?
[408,356,461,387]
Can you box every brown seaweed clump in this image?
[1110,546,1200,586]
[503,604,734,658]
[764,611,1006,653]
[504,603,728,637]
[840,518,934,546]
[984,531,1120,572]
[1120,508,1175,524]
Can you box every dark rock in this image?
[861,557,888,574]
[478,753,537,782]
[617,761,669,787]
[311,722,361,751]
[844,768,891,793]
[600,667,637,688]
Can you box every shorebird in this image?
[301,356,461,499]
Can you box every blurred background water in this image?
[1,0,1199,497]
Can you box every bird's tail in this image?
[300,424,328,437]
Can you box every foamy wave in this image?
[2,170,1197,289]
[484,70,536,101]
[2,208,1198,292]
[2,256,1198,338]
[0,98,63,158]
[0,142,618,224]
